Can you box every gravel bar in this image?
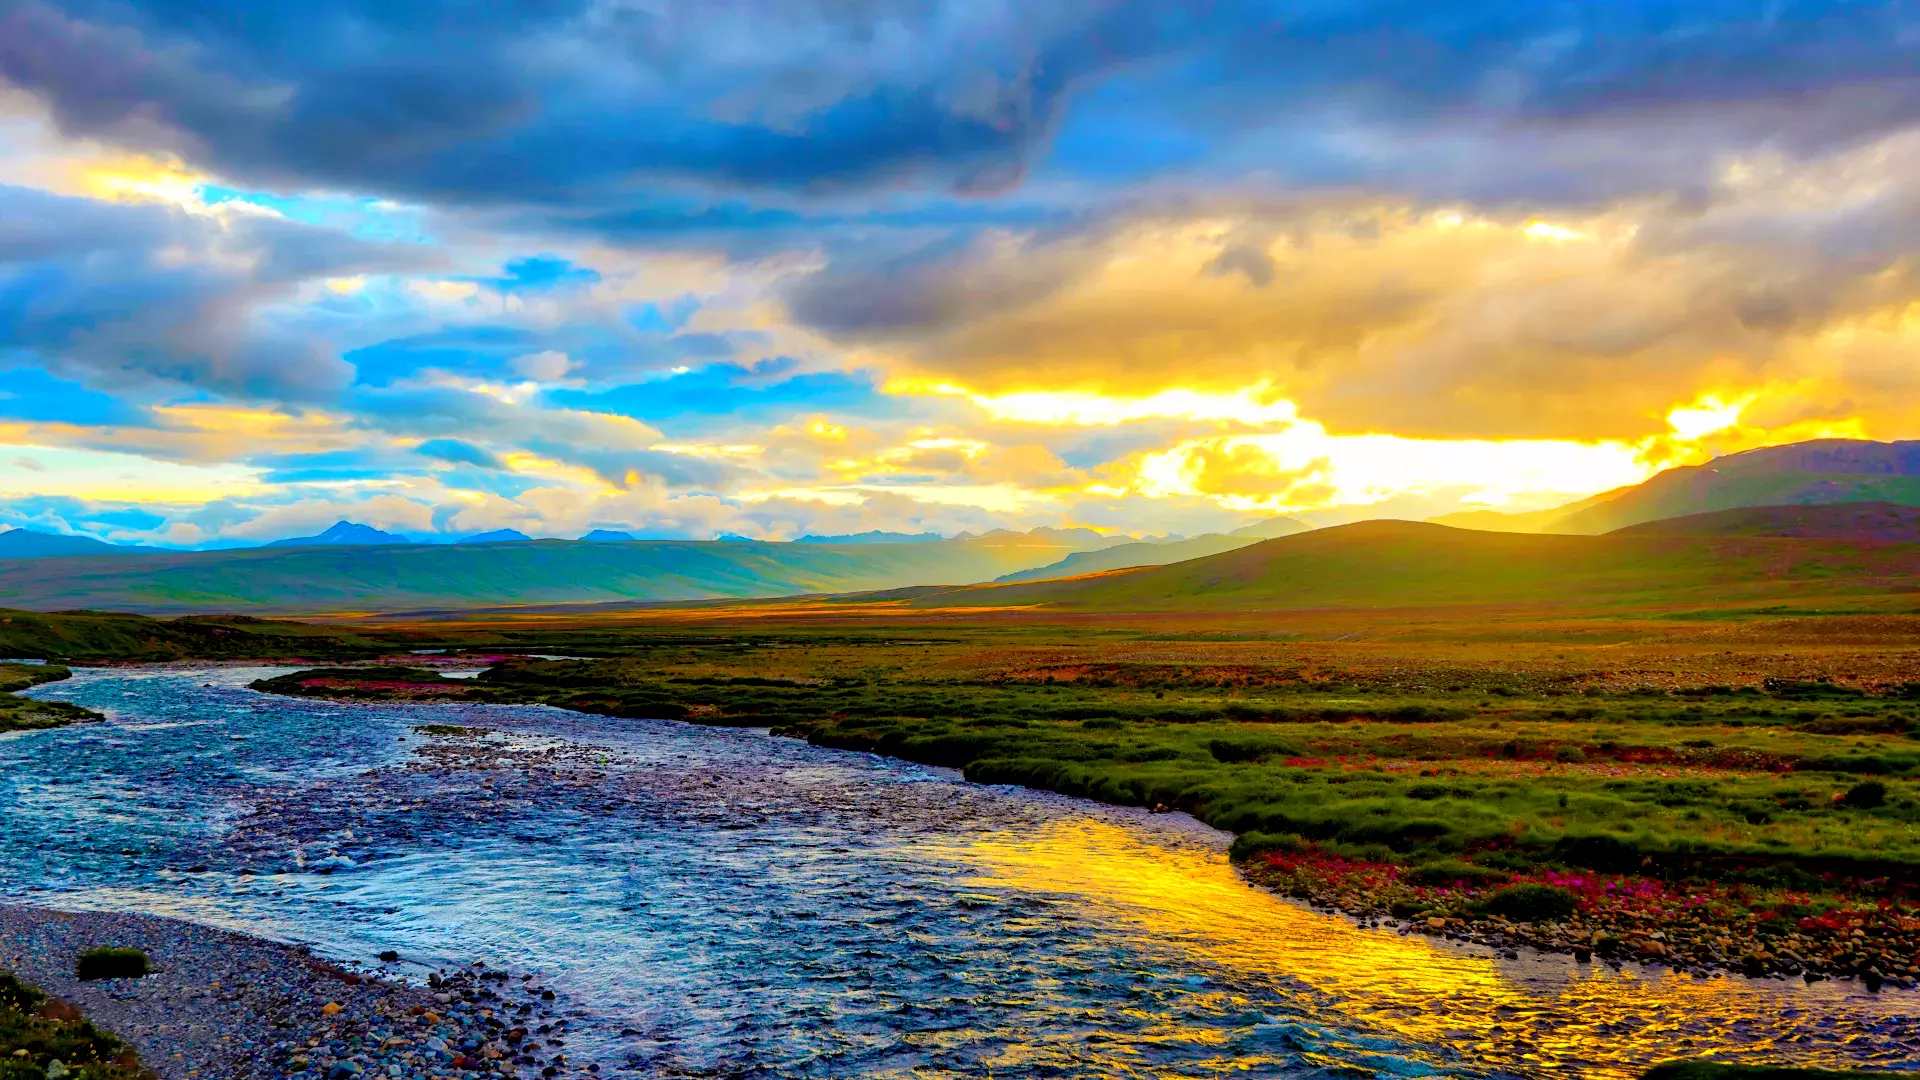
[0,905,597,1080]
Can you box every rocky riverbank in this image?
[0,906,599,1079]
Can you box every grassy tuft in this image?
[73,950,147,982]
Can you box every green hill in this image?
[0,611,396,661]
[0,533,1116,615]
[1550,440,1920,534]
[0,529,136,558]
[1614,501,1920,540]
[907,519,1920,612]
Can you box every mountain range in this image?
[11,438,1920,614]
[993,517,1312,583]
[0,529,1147,615]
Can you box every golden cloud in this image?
[797,131,1920,448]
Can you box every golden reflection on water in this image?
[943,818,1917,1079]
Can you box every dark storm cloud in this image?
[7,0,1918,212]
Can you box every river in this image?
[7,666,1918,1078]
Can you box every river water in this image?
[7,666,1919,1078]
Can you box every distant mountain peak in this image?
[1228,515,1312,540]
[453,529,532,544]
[579,529,636,542]
[792,530,944,544]
[266,521,411,547]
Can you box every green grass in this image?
[0,969,141,1079]
[72,950,147,982]
[254,649,1920,883]
[0,666,100,733]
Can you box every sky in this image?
[3,1,1919,546]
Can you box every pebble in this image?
[0,905,596,1079]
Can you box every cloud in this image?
[509,350,575,382]
[416,438,505,470]
[791,132,1920,445]
[11,0,1920,551]
[0,182,432,401]
[7,0,1920,216]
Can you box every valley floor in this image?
[249,605,1920,991]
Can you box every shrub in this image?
[1551,833,1643,872]
[1483,883,1578,923]
[1208,737,1294,764]
[1227,831,1301,862]
[1842,780,1888,809]
[1407,860,1510,887]
[75,948,148,981]
[1553,745,1587,763]
[0,971,45,1014]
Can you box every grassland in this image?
[0,665,100,733]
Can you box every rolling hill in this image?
[0,531,1126,615]
[0,529,135,559]
[1614,501,1920,540]
[994,533,1263,583]
[993,517,1313,584]
[1437,439,1920,535]
[904,519,1920,612]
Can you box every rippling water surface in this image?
[9,667,1920,1078]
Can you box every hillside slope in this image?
[908,519,1920,612]
[1431,439,1920,535]
[1550,439,1920,534]
[0,529,134,558]
[1614,502,1920,540]
[1427,488,1631,533]
[994,533,1262,583]
[0,535,1114,615]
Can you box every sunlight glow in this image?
[1128,423,1659,513]
[892,379,1302,427]
[1523,219,1591,242]
[1666,394,1752,440]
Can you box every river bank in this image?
[0,665,101,733]
[0,906,587,1080]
